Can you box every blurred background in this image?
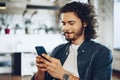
[0,0,120,80]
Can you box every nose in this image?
[61,24,70,32]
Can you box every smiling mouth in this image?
[63,32,74,35]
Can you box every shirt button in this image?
[82,50,85,52]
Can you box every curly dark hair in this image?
[58,1,98,41]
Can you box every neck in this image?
[71,36,85,45]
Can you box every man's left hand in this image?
[41,54,66,79]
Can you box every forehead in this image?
[61,12,80,21]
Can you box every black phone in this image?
[35,46,49,61]
[35,46,47,56]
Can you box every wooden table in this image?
[0,74,32,80]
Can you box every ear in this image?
[83,22,87,27]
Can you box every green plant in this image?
[14,24,21,34]
[0,17,6,26]
[22,10,37,34]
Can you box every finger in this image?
[41,58,52,67]
[39,68,47,71]
[41,59,57,71]
[42,54,56,62]
[46,64,55,72]
[37,64,48,72]
[36,63,44,67]
[36,55,42,59]
[36,56,42,60]
[36,62,48,69]
[36,56,44,63]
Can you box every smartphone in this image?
[35,46,49,61]
[35,46,47,56]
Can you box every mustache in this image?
[62,31,74,35]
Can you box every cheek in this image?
[75,23,83,29]
[73,25,84,33]
[61,26,65,32]
[73,25,81,31]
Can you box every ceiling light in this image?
[26,4,59,10]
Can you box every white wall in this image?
[92,0,120,71]
[0,34,66,53]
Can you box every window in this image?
[114,0,120,49]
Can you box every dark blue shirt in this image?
[32,40,113,80]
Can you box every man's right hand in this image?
[34,55,46,80]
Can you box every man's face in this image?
[61,12,85,42]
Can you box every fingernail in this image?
[42,54,45,56]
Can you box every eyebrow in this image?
[68,21,75,23]
[61,20,76,23]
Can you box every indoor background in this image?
[0,0,120,80]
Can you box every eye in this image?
[69,22,74,25]
[61,22,66,25]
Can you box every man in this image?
[32,1,113,80]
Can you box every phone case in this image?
[35,46,50,62]
[35,46,47,56]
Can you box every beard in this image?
[63,26,84,42]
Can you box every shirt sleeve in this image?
[31,74,35,80]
